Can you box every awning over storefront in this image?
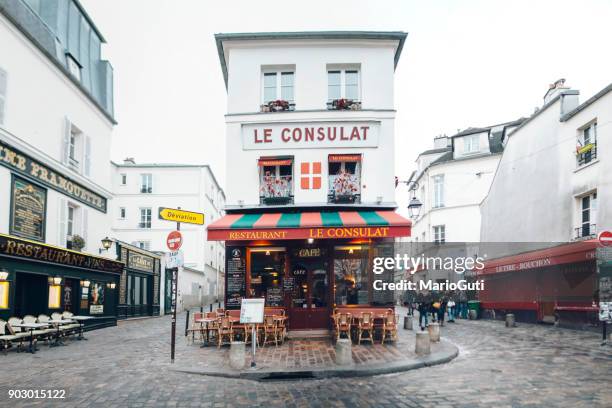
[479,240,598,276]
[207,210,411,241]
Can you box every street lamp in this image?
[396,175,422,219]
[99,236,113,254]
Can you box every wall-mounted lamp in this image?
[0,269,9,281]
[53,276,63,285]
[106,282,116,289]
[307,238,314,244]
[81,279,91,288]
[99,236,113,254]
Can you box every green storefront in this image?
[0,234,124,329]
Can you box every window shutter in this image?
[62,117,71,165]
[0,68,7,126]
[58,198,67,247]
[82,208,89,250]
[84,135,92,177]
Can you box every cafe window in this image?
[259,157,293,205]
[262,70,295,103]
[334,245,369,306]
[328,154,361,203]
[139,208,152,229]
[249,248,285,307]
[140,173,153,193]
[327,68,360,101]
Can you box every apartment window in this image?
[433,175,444,208]
[140,174,152,193]
[67,206,76,237]
[327,69,360,101]
[433,225,446,244]
[0,68,7,126]
[133,241,151,251]
[576,192,597,238]
[120,174,127,185]
[577,122,597,166]
[328,154,361,203]
[463,134,480,154]
[139,208,152,229]
[119,207,126,219]
[259,157,293,204]
[262,71,294,103]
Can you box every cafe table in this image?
[47,319,74,347]
[70,316,95,340]
[195,317,218,347]
[11,322,50,353]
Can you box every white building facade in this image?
[208,32,412,331]
[479,80,612,327]
[111,160,226,313]
[0,0,126,325]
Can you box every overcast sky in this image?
[82,0,612,210]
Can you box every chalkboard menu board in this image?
[266,287,283,306]
[10,176,46,242]
[283,276,295,292]
[226,247,246,309]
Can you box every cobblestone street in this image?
[0,311,610,407]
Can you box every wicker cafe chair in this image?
[0,319,22,354]
[217,317,233,349]
[215,308,225,318]
[381,313,399,344]
[60,311,80,334]
[275,315,287,344]
[335,313,352,341]
[7,317,30,351]
[261,315,278,347]
[186,312,204,344]
[357,312,374,345]
[204,312,218,343]
[23,315,51,343]
[35,314,56,339]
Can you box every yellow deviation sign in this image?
[158,207,205,225]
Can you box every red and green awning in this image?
[207,210,411,241]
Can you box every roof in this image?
[507,90,579,137]
[561,82,612,122]
[417,147,451,157]
[207,210,411,241]
[215,31,408,89]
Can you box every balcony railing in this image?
[138,222,151,229]
[140,186,153,193]
[574,223,596,240]
[576,144,597,166]
[260,175,293,205]
[328,174,361,204]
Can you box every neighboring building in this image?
[111,160,226,313]
[479,79,612,328]
[207,31,412,332]
[0,0,124,327]
[403,119,524,285]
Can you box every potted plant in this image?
[268,99,290,112]
[71,234,86,252]
[330,98,361,111]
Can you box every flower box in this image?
[327,99,362,111]
[261,100,295,112]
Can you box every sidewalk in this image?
[171,308,459,380]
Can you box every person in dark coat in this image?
[438,298,448,326]
[418,302,429,330]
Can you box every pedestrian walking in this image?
[438,298,447,326]
[447,298,456,322]
[418,302,429,330]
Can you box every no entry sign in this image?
[167,231,183,251]
[599,231,612,247]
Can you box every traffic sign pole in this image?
[170,208,181,363]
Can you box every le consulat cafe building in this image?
[207,31,412,331]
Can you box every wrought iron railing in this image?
[260,175,293,205]
[574,224,596,239]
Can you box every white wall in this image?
[0,13,113,256]
[481,89,612,242]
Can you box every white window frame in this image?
[577,191,597,238]
[433,174,444,208]
[433,225,446,244]
[463,134,480,154]
[67,205,76,237]
[577,121,597,166]
[140,174,153,194]
[139,207,152,229]
[261,69,295,103]
[327,67,361,101]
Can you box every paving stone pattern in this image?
[0,309,610,407]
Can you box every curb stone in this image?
[171,338,459,381]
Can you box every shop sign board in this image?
[209,226,410,241]
[242,121,380,150]
[240,298,265,324]
[166,231,183,251]
[158,207,204,225]
[10,176,47,242]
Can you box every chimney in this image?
[123,157,136,165]
[543,79,580,117]
[433,134,450,149]
[543,78,569,104]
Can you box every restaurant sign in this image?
[0,139,107,212]
[128,252,155,273]
[242,121,380,150]
[0,233,124,274]
[209,226,410,241]
[10,176,47,242]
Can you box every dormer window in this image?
[463,134,480,154]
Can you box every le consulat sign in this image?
[0,140,107,212]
